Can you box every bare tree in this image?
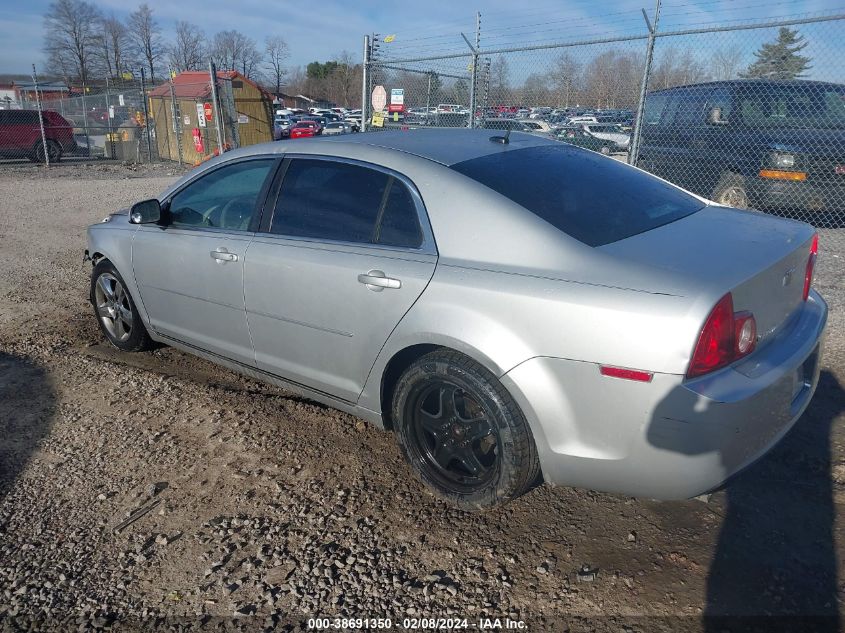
[264,35,289,94]
[327,51,358,106]
[550,53,581,107]
[169,21,205,72]
[127,4,164,81]
[489,56,511,105]
[711,45,744,81]
[43,0,102,84]
[95,14,129,79]
[212,30,261,78]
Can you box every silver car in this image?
[85,129,827,510]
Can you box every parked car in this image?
[0,109,76,162]
[289,121,318,138]
[581,122,630,150]
[323,121,352,136]
[481,118,551,137]
[637,79,845,213]
[273,116,293,140]
[555,126,615,154]
[86,129,826,510]
[516,118,553,133]
[344,115,361,132]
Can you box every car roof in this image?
[301,128,558,166]
[649,78,844,94]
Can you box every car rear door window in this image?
[270,159,423,248]
[451,144,704,247]
[167,158,275,230]
[643,92,670,125]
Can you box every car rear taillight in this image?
[803,234,818,301]
[687,293,757,379]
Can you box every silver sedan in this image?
[85,129,827,510]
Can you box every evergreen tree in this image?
[742,27,811,80]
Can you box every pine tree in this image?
[742,27,812,80]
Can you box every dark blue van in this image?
[636,79,845,215]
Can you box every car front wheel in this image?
[712,172,749,209]
[90,260,152,352]
[392,350,540,510]
[33,140,62,163]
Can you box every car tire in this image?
[90,260,153,352]
[600,145,611,155]
[33,139,62,163]
[711,172,749,209]
[391,350,540,510]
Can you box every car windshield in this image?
[451,144,705,246]
[738,84,845,129]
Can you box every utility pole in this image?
[362,35,370,132]
[209,60,225,153]
[629,0,662,165]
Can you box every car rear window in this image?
[450,144,704,246]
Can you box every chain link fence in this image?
[363,12,845,228]
[0,64,274,169]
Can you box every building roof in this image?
[148,70,262,99]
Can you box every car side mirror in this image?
[129,199,161,224]
[708,106,728,125]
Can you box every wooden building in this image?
[148,70,272,164]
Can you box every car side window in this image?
[643,93,670,125]
[673,90,709,126]
[269,159,424,248]
[167,159,275,231]
[706,86,734,123]
[376,179,423,248]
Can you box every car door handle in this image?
[210,248,238,263]
[358,270,401,291]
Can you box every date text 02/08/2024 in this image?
[307,617,528,630]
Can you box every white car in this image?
[581,123,631,150]
[516,119,552,133]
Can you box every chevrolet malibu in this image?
[85,129,827,510]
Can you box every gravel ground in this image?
[0,164,843,633]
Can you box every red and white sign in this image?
[203,102,213,122]
[192,128,204,153]
[371,85,387,112]
[387,104,404,114]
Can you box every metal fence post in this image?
[209,60,225,153]
[140,67,153,163]
[168,70,184,165]
[468,12,481,128]
[105,76,115,160]
[628,0,662,166]
[80,83,91,159]
[362,35,370,132]
[32,64,50,167]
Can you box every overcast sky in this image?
[1,0,842,78]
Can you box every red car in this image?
[289,120,319,139]
[0,109,76,162]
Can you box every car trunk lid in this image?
[599,205,816,347]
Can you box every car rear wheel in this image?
[90,260,152,352]
[599,145,611,155]
[392,350,540,510]
[33,140,62,163]
[712,172,749,209]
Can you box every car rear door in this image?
[243,156,437,403]
[132,157,278,365]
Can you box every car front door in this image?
[244,157,437,403]
[132,157,278,365]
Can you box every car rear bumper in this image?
[501,291,828,499]
[750,176,844,212]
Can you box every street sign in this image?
[387,104,404,113]
[371,112,385,127]
[196,103,206,128]
[203,102,213,122]
[390,88,404,105]
[372,85,387,112]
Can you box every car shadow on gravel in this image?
[0,352,56,502]
[649,370,842,632]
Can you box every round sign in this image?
[371,85,387,112]
[203,102,213,122]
